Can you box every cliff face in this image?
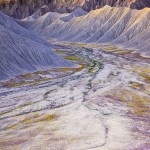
[83,0,150,11]
[0,0,51,18]
[0,0,150,19]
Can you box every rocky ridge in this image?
[0,0,150,18]
[20,6,150,56]
[0,12,73,81]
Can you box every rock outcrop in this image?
[0,12,73,80]
[0,0,150,19]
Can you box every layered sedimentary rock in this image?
[0,0,150,19]
[0,0,51,18]
[0,12,73,80]
[20,6,150,56]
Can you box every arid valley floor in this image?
[0,40,150,150]
[0,2,150,149]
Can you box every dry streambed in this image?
[0,42,150,150]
